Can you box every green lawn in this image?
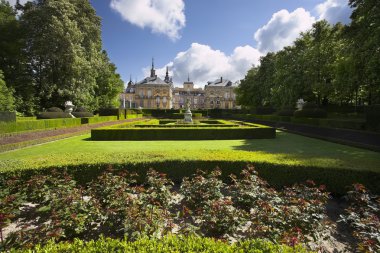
[0,131,379,173]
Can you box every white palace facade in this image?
[120,61,238,110]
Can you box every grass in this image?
[0,131,379,173]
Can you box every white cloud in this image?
[316,0,351,24]
[144,43,262,87]
[5,0,29,6]
[110,0,185,41]
[254,8,315,53]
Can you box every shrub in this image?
[91,126,276,140]
[16,116,37,121]
[37,112,72,119]
[13,236,310,252]
[339,184,380,253]
[80,116,117,124]
[293,108,327,118]
[46,107,63,112]
[0,112,16,122]
[72,112,94,118]
[99,108,126,120]
[366,104,380,132]
[277,108,295,117]
[255,106,276,115]
[192,113,202,118]
[75,106,88,112]
[0,118,82,134]
[1,168,326,251]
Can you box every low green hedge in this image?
[366,104,380,131]
[294,108,327,118]
[80,116,118,124]
[16,116,37,121]
[134,124,239,128]
[72,112,94,118]
[0,118,82,134]
[15,235,309,253]
[37,112,72,119]
[0,111,16,122]
[91,126,275,140]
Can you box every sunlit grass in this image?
[0,131,379,173]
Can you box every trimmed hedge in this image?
[0,111,16,122]
[277,108,295,117]
[294,108,327,118]
[255,106,276,115]
[366,104,380,132]
[91,125,275,140]
[80,116,118,124]
[37,112,72,119]
[47,107,63,112]
[15,235,309,253]
[0,118,82,134]
[16,116,37,121]
[72,112,94,118]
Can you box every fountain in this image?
[183,99,193,123]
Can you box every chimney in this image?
[220,77,223,82]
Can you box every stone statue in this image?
[64,101,75,118]
[185,98,191,112]
[183,98,193,123]
[296,98,305,110]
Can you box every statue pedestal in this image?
[184,110,193,123]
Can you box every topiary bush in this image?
[255,106,276,115]
[72,112,94,118]
[37,112,72,119]
[46,107,63,112]
[75,106,88,112]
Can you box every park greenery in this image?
[0,0,124,115]
[236,0,380,109]
[1,168,379,252]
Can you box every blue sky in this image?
[9,0,353,87]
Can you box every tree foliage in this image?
[0,0,124,115]
[237,0,380,109]
[0,70,15,111]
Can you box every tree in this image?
[0,70,15,111]
[19,0,103,111]
[95,51,124,108]
[349,0,380,104]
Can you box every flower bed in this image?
[1,167,330,251]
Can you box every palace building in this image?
[172,76,205,109]
[120,61,238,110]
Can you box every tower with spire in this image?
[164,66,170,83]
[150,58,156,78]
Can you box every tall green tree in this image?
[0,0,33,114]
[349,0,380,104]
[0,70,15,111]
[95,51,124,108]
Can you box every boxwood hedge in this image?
[15,235,310,253]
[91,126,275,140]
[0,118,82,134]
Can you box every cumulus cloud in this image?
[254,8,315,53]
[143,43,262,87]
[110,0,185,41]
[316,0,351,24]
[5,0,29,6]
